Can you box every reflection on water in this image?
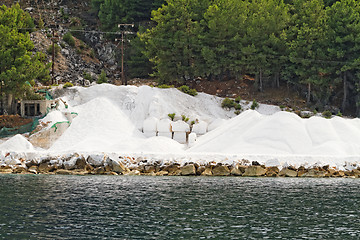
[0,175,359,239]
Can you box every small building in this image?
[20,99,54,117]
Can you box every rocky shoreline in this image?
[1,153,360,178]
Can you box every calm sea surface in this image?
[0,175,359,239]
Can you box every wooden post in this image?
[118,23,135,86]
[121,31,125,85]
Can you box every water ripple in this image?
[0,176,359,239]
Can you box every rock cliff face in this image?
[3,0,121,85]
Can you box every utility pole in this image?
[49,30,59,85]
[117,23,135,86]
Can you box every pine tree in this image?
[0,4,50,113]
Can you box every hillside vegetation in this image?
[1,0,360,117]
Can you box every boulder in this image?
[163,164,180,174]
[201,167,213,176]
[4,157,21,166]
[301,169,327,178]
[28,166,38,174]
[12,166,27,174]
[352,169,360,177]
[231,164,247,176]
[25,159,38,168]
[111,159,129,174]
[156,171,169,176]
[181,164,196,176]
[64,156,78,170]
[0,166,13,174]
[94,167,105,175]
[75,156,87,169]
[279,168,297,177]
[230,167,243,176]
[266,166,279,177]
[196,165,206,175]
[38,162,55,173]
[55,169,73,175]
[144,165,156,173]
[125,170,141,176]
[87,154,106,167]
[325,168,336,177]
[243,166,266,177]
[212,165,230,176]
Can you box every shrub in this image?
[251,99,259,110]
[187,88,198,96]
[60,7,69,20]
[38,17,44,29]
[157,84,174,89]
[79,41,86,50]
[235,96,242,103]
[83,72,92,81]
[89,49,95,58]
[222,98,235,109]
[234,104,242,110]
[279,105,285,110]
[302,113,311,118]
[97,70,108,84]
[47,44,60,56]
[322,110,332,119]
[24,86,44,100]
[63,32,75,47]
[168,113,175,121]
[181,115,189,122]
[234,110,241,115]
[178,85,198,96]
[63,82,74,88]
[70,17,81,26]
[336,111,343,117]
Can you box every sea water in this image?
[0,175,359,239]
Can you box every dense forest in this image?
[1,0,360,116]
[92,0,360,116]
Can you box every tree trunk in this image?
[274,72,280,88]
[342,71,347,112]
[307,83,311,103]
[6,94,15,115]
[259,68,263,92]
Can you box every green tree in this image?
[95,0,165,32]
[141,0,210,83]
[286,0,330,104]
[325,0,360,115]
[243,0,290,91]
[0,4,50,113]
[200,0,249,80]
